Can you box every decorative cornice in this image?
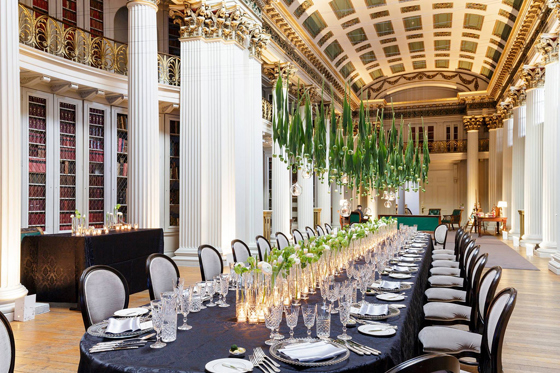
[537,33,559,64]
[509,86,527,106]
[486,114,503,129]
[169,2,269,59]
[521,65,546,88]
[547,0,560,19]
[263,62,297,83]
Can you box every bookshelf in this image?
[62,0,77,26]
[88,107,105,228]
[58,102,77,231]
[169,120,180,227]
[28,96,48,231]
[116,113,128,222]
[33,0,48,14]
[90,0,103,36]
[168,16,181,56]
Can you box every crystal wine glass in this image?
[358,269,369,306]
[150,300,166,349]
[178,288,192,331]
[272,304,285,341]
[214,276,223,306]
[316,304,331,340]
[319,279,328,310]
[337,301,352,340]
[264,304,282,345]
[301,304,317,340]
[284,305,300,341]
[327,281,340,314]
[219,274,230,307]
[205,280,216,307]
[196,281,207,309]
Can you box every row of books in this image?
[89,200,104,211]
[60,199,75,211]
[29,199,45,211]
[29,185,46,197]
[29,213,46,226]
[118,161,128,177]
[89,138,104,150]
[170,162,179,179]
[118,137,128,153]
[29,159,47,173]
[89,150,104,162]
[60,148,76,161]
[117,115,128,130]
[29,145,46,159]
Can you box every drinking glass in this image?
[205,280,216,307]
[301,304,317,340]
[178,288,192,331]
[337,301,352,340]
[196,281,207,309]
[319,279,328,309]
[150,300,166,348]
[160,291,177,342]
[284,305,300,341]
[316,304,331,340]
[264,304,282,345]
[190,284,202,313]
[219,274,230,307]
[214,276,223,306]
[327,282,340,314]
[173,278,185,314]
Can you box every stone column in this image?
[297,107,314,231]
[464,116,482,214]
[509,87,526,238]
[500,103,513,234]
[0,0,28,316]
[367,193,378,219]
[487,114,503,207]
[170,3,269,264]
[127,0,161,228]
[331,186,344,228]
[538,35,559,256]
[316,119,331,227]
[521,66,545,245]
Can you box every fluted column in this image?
[464,116,481,213]
[367,193,378,219]
[0,0,28,316]
[538,35,559,256]
[272,157,291,237]
[500,104,513,235]
[331,186,344,228]
[316,119,331,227]
[509,88,526,237]
[487,114,503,207]
[127,0,160,228]
[521,66,545,245]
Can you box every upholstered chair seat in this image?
[198,245,224,281]
[430,267,461,277]
[432,254,456,261]
[432,260,460,268]
[419,326,482,354]
[275,232,290,250]
[231,239,251,264]
[425,288,467,303]
[428,275,464,288]
[433,249,455,255]
[424,303,471,322]
[0,311,15,373]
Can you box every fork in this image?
[254,347,281,369]
[249,354,273,373]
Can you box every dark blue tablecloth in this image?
[78,238,432,373]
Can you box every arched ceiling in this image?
[278,0,522,97]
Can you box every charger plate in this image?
[87,319,153,339]
[269,338,349,367]
[350,304,400,321]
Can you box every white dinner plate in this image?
[403,254,422,258]
[411,243,424,248]
[389,273,412,279]
[357,324,397,337]
[113,308,149,317]
[397,262,417,267]
[376,293,405,302]
[205,358,253,373]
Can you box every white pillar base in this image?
[548,253,560,275]
[0,284,29,304]
[0,301,49,322]
[536,245,556,258]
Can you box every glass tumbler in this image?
[160,291,177,343]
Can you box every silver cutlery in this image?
[249,354,273,373]
[335,339,366,356]
[348,340,381,355]
[93,333,155,347]
[221,363,249,372]
[253,349,280,372]
[89,345,141,353]
[254,347,281,369]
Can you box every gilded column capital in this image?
[463,115,482,131]
[509,86,526,106]
[521,65,546,88]
[263,62,297,83]
[498,100,513,119]
[486,114,503,130]
[127,0,160,11]
[537,33,559,64]
[547,0,560,19]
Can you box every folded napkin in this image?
[391,266,411,273]
[279,341,346,362]
[380,280,401,289]
[400,257,415,262]
[106,317,141,334]
[351,303,389,316]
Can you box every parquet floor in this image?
[9,238,560,372]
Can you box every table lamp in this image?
[497,201,507,216]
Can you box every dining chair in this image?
[316,225,325,236]
[384,353,460,373]
[431,241,476,276]
[292,229,305,245]
[419,288,517,373]
[305,226,316,238]
[432,238,474,269]
[79,265,129,330]
[275,232,290,250]
[198,245,224,281]
[146,253,181,301]
[324,223,332,234]
[255,235,271,261]
[428,247,480,288]
[433,224,448,249]
[424,265,501,333]
[231,239,252,263]
[0,310,15,373]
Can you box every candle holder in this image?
[236,303,246,322]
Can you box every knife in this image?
[89,345,141,353]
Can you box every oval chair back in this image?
[471,266,502,333]
[198,245,223,281]
[458,241,475,275]
[465,251,487,305]
[434,224,448,248]
[305,226,316,238]
[146,253,181,301]
[275,232,290,250]
[455,229,465,250]
[292,229,305,245]
[479,288,517,373]
[0,310,15,373]
[231,239,251,263]
[462,246,480,286]
[79,265,129,330]
[256,235,271,261]
[324,223,333,234]
[316,225,325,236]
[384,353,460,373]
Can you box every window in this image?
[390,63,405,73]
[374,21,395,36]
[302,11,327,38]
[329,0,356,19]
[370,68,384,80]
[480,66,493,79]
[463,14,484,30]
[325,40,344,61]
[408,41,425,53]
[434,40,451,51]
[403,16,422,31]
[435,59,449,68]
[359,50,377,64]
[433,13,452,28]
[413,60,426,69]
[461,41,478,53]
[411,125,435,143]
[493,20,512,41]
[383,44,400,57]
[365,0,387,8]
[458,61,473,71]
[486,47,502,63]
[340,61,356,78]
[347,27,368,45]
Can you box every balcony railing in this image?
[430,140,468,153]
[478,139,489,152]
[262,98,272,122]
[18,3,180,87]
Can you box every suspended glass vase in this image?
[291,183,302,196]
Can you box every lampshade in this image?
[497,201,507,208]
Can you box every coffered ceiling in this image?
[276,0,522,99]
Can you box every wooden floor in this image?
[9,239,560,373]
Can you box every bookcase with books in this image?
[62,0,77,26]
[28,96,48,231]
[116,113,128,222]
[33,0,49,13]
[90,0,103,36]
[58,102,77,231]
[88,107,105,228]
[169,119,180,227]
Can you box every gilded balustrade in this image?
[403,140,468,153]
[262,98,272,121]
[18,4,180,87]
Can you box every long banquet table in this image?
[78,237,433,373]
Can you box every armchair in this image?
[442,209,462,230]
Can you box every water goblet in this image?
[337,301,352,340]
[301,304,317,340]
[205,280,216,307]
[196,281,207,309]
[327,282,340,314]
[358,270,369,306]
[264,304,282,345]
[150,300,166,349]
[316,304,331,340]
[284,305,300,341]
[219,274,230,307]
[178,288,192,331]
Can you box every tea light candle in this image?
[116,226,121,231]
[104,227,109,234]
[133,223,138,229]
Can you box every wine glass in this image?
[219,274,230,307]
[327,281,340,314]
[301,304,317,340]
[196,281,207,309]
[337,301,352,340]
[178,288,192,331]
[264,304,282,345]
[272,304,285,341]
[150,300,166,349]
[205,280,216,307]
[319,279,328,310]
[284,305,300,341]
[358,268,369,306]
